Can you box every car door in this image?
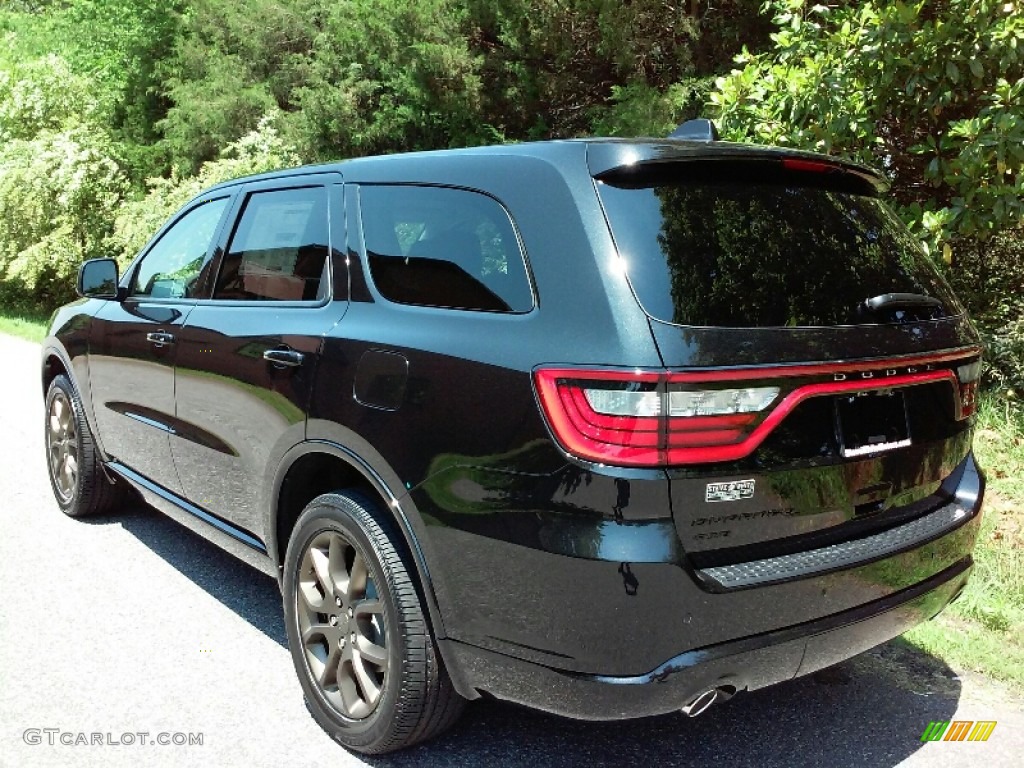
[89,195,233,494]
[170,176,347,537]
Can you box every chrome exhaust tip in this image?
[681,688,719,718]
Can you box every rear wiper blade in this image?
[863,293,942,312]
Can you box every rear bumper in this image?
[445,557,972,720]
[429,452,982,679]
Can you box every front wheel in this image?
[44,374,128,517]
[283,492,464,754]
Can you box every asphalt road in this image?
[1,331,1022,768]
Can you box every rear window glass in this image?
[359,185,533,313]
[597,177,961,328]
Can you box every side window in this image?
[130,197,229,299]
[359,185,533,312]
[214,186,329,301]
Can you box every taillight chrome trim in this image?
[664,347,982,383]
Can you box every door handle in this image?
[146,331,175,347]
[263,348,305,368]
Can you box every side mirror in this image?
[77,258,121,299]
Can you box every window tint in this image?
[597,176,961,328]
[131,198,228,299]
[214,187,329,301]
[360,185,532,312]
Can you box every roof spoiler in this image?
[669,118,720,142]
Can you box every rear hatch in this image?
[588,141,981,570]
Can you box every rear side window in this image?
[215,186,329,301]
[597,172,962,328]
[359,185,532,313]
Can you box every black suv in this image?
[43,121,984,754]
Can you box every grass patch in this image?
[903,390,1024,689]
[0,306,48,342]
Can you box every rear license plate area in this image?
[835,390,911,458]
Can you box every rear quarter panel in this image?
[307,150,668,644]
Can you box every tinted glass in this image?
[597,178,962,327]
[360,185,532,312]
[215,186,329,301]
[131,198,228,299]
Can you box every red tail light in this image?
[534,351,980,468]
[781,157,837,174]
[534,369,778,467]
[535,369,663,465]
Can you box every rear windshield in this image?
[596,175,961,328]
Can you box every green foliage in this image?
[471,0,770,139]
[111,112,301,263]
[984,318,1024,391]
[589,78,712,138]
[944,230,1024,326]
[0,7,59,65]
[0,56,128,309]
[0,55,100,141]
[71,0,183,177]
[710,0,1024,256]
[0,126,128,308]
[158,0,316,171]
[292,0,487,160]
[1,1,183,180]
[474,0,701,138]
[955,232,1024,391]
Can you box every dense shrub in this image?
[944,230,1024,390]
[710,0,1024,257]
[0,127,128,308]
[0,56,128,308]
[291,0,487,161]
[984,319,1024,392]
[111,112,301,263]
[710,0,1024,385]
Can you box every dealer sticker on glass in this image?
[705,479,755,503]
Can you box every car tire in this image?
[283,491,465,754]
[44,374,129,517]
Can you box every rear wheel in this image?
[283,492,464,754]
[44,375,128,517]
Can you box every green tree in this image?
[159,0,318,172]
[1,1,184,179]
[112,111,301,262]
[710,0,1024,254]
[0,55,100,141]
[469,0,771,139]
[710,0,1024,385]
[292,0,487,160]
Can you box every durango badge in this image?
[705,479,756,503]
